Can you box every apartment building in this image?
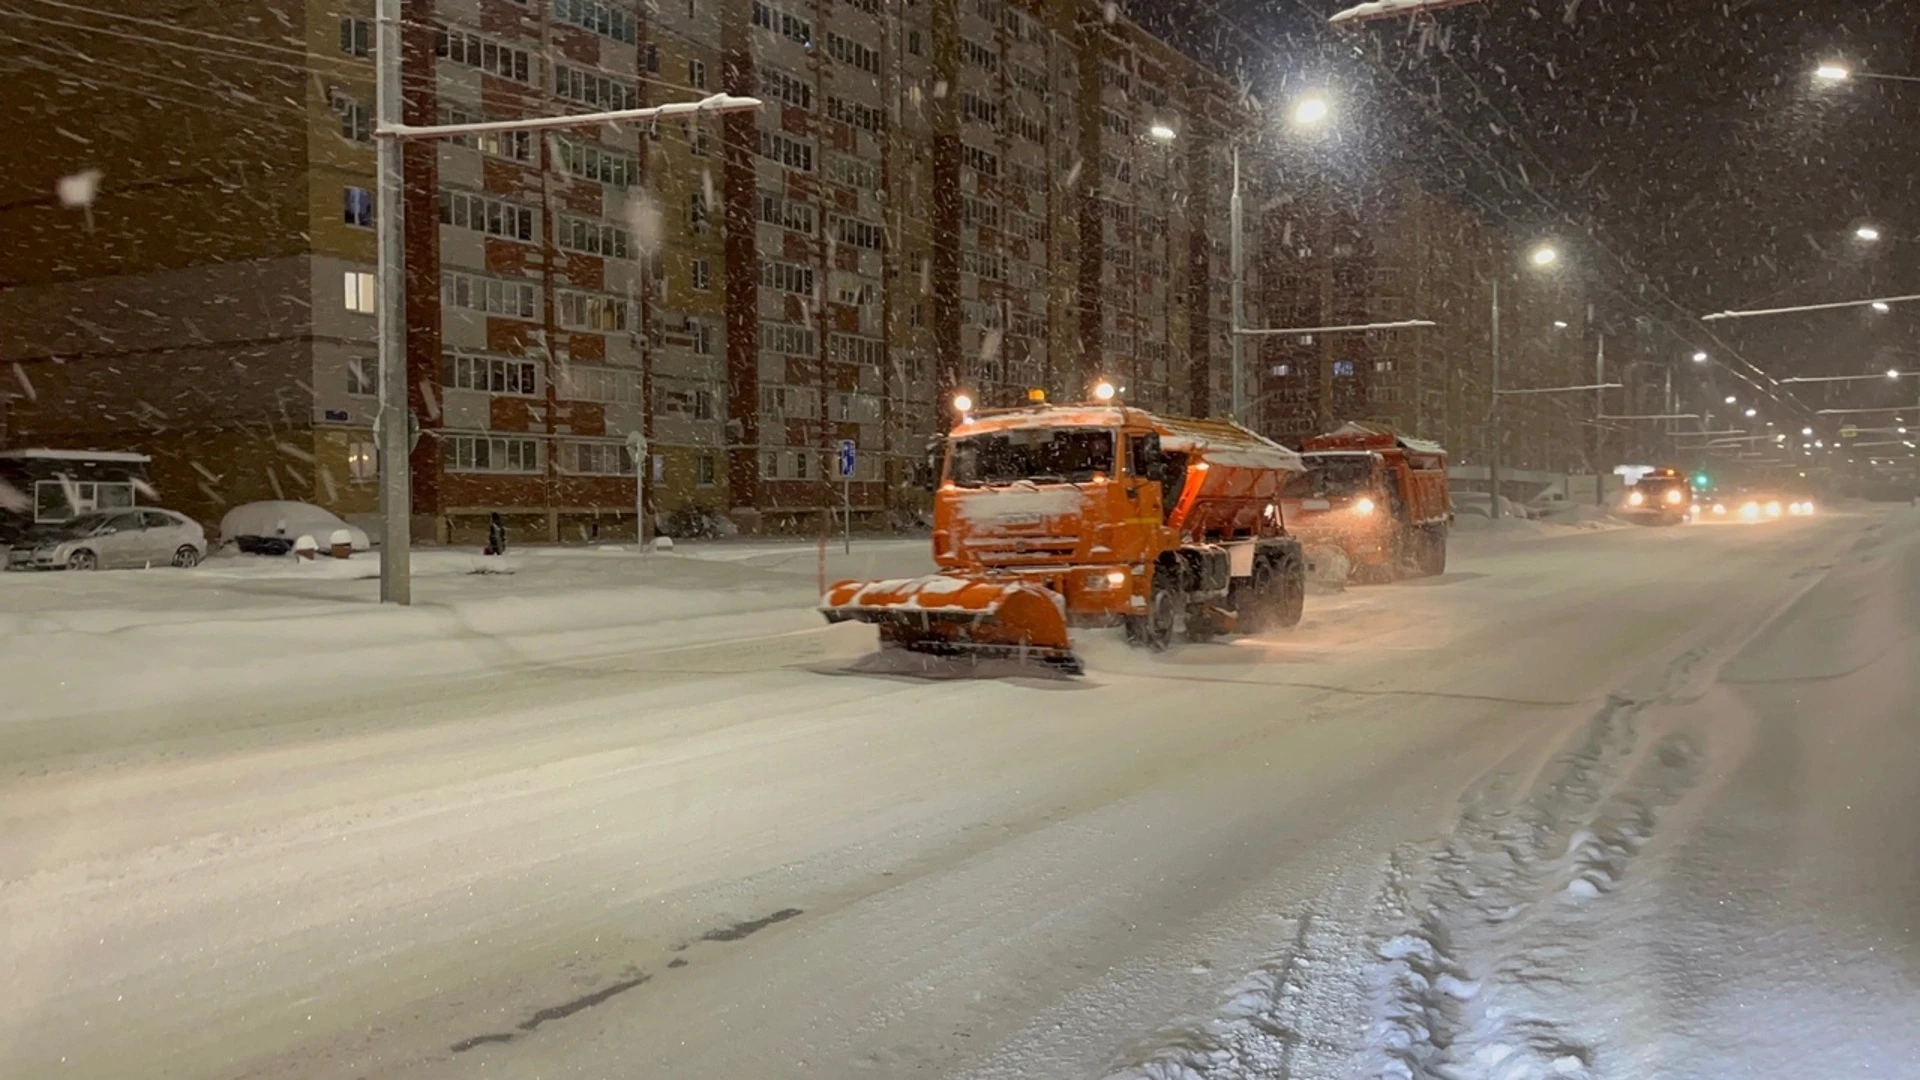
[3,0,1562,539]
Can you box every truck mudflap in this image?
[820,574,1083,674]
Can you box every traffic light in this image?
[1694,472,1710,489]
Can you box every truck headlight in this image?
[1628,490,1645,507]
[1665,488,1683,505]
[1352,497,1376,515]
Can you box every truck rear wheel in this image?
[1423,529,1448,575]
[1275,557,1306,628]
[1124,570,1180,652]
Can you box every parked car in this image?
[1526,489,1574,516]
[6,508,207,570]
[219,501,370,555]
[1451,492,1535,520]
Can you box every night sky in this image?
[1140,0,1920,399]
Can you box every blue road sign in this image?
[837,439,857,479]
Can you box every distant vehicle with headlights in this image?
[1621,468,1693,525]
[1702,489,1810,521]
[1281,422,1452,583]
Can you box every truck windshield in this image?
[948,429,1115,487]
[1285,456,1375,498]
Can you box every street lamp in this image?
[1226,92,1335,425]
[1856,225,1882,242]
[1692,350,1709,363]
[1816,63,1851,82]
[1873,301,1892,313]
[1148,122,1176,141]
[1487,241,1561,519]
[1745,407,1758,418]
[1725,395,1737,404]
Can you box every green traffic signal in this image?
[1694,473,1710,488]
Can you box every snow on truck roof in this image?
[954,406,1302,472]
[1316,421,1447,457]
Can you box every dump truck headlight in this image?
[1628,490,1645,507]
[1665,488,1683,505]
[1353,497,1376,515]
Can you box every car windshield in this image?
[1285,456,1375,498]
[947,428,1115,487]
[51,513,113,536]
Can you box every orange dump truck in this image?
[1281,422,1452,583]
[821,402,1309,673]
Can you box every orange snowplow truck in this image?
[821,403,1309,674]
[1281,422,1452,583]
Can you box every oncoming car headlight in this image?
[1628,490,1645,507]
[1740,502,1761,520]
[1765,501,1783,518]
[1712,503,1727,516]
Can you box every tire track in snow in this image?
[1355,653,1707,1080]
[1096,649,1712,1080]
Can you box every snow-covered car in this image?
[219,501,370,555]
[1451,491,1534,520]
[6,508,207,570]
[1526,489,1573,515]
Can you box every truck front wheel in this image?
[1275,557,1306,628]
[1124,570,1180,652]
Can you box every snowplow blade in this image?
[820,574,1082,674]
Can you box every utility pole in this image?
[1488,276,1503,519]
[1229,145,1245,426]
[374,0,410,604]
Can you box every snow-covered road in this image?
[3,508,1916,1079]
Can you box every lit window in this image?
[344,186,373,228]
[344,271,376,313]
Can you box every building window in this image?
[558,290,630,331]
[564,441,635,475]
[750,0,811,45]
[689,189,711,231]
[696,454,717,486]
[824,152,879,191]
[558,216,634,258]
[824,31,880,74]
[346,356,377,395]
[347,440,377,482]
[435,29,531,83]
[760,259,815,296]
[793,448,810,479]
[344,271,376,313]
[688,58,707,89]
[656,381,716,419]
[442,271,538,319]
[907,29,922,55]
[832,216,883,251]
[692,258,711,290]
[554,0,637,43]
[757,129,814,172]
[555,137,638,187]
[333,93,371,142]
[961,143,999,178]
[756,191,815,233]
[1271,363,1291,377]
[758,323,816,356]
[826,95,885,133]
[960,38,997,73]
[440,107,533,162]
[446,434,542,474]
[691,319,717,354]
[339,17,370,57]
[1333,359,1356,377]
[440,190,534,241]
[344,186,374,228]
[556,364,641,404]
[554,63,638,109]
[446,352,538,396]
[1374,359,1396,372]
[757,66,813,110]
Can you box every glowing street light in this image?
[1856,225,1882,242]
[1890,368,1903,380]
[1293,95,1330,126]
[1092,380,1117,402]
[952,392,973,413]
[1692,350,1709,363]
[1725,395,1738,405]
[1745,407,1758,418]
[1872,301,1892,313]
[1148,122,1176,141]
[1816,63,1852,82]
[1530,245,1559,267]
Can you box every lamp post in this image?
[1487,243,1559,519]
[1227,93,1330,426]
